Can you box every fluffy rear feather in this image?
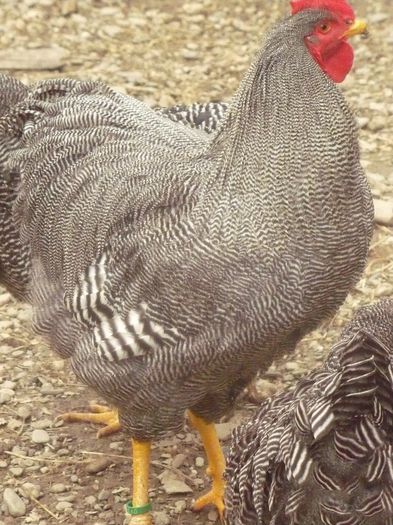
[226,299,393,525]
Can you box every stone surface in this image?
[160,471,193,495]
[3,488,26,517]
[374,199,393,225]
[0,46,67,70]
[85,457,112,474]
[31,429,50,444]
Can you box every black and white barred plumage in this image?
[0,10,373,440]
[225,299,393,525]
[159,102,228,132]
[0,95,225,301]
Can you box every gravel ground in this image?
[0,0,392,524]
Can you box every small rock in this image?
[0,388,14,404]
[7,418,21,431]
[182,2,205,15]
[86,457,112,474]
[357,116,369,129]
[17,406,32,420]
[84,495,96,506]
[174,500,187,513]
[97,489,110,501]
[208,509,218,521]
[172,453,187,469]
[3,488,26,517]
[40,384,63,395]
[31,429,50,444]
[152,511,170,525]
[31,419,52,429]
[374,199,393,226]
[195,456,205,468]
[49,483,67,494]
[368,116,386,132]
[9,466,24,477]
[55,501,73,512]
[0,292,11,306]
[103,25,122,37]
[0,46,67,70]
[61,0,77,15]
[1,380,16,390]
[20,482,41,499]
[182,49,199,60]
[160,471,193,495]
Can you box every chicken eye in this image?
[319,22,331,33]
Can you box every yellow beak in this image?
[343,19,368,38]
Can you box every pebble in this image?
[174,500,187,513]
[0,388,15,404]
[182,2,205,15]
[31,419,52,429]
[357,116,369,129]
[9,466,24,477]
[368,116,386,132]
[195,456,205,468]
[55,501,73,512]
[86,457,112,474]
[49,483,67,494]
[374,199,393,225]
[84,495,97,506]
[17,406,31,420]
[3,488,26,517]
[0,292,12,306]
[160,471,193,495]
[0,46,67,71]
[182,49,199,60]
[208,509,218,521]
[152,511,170,525]
[1,380,16,390]
[172,453,187,469]
[20,482,41,499]
[97,489,111,501]
[31,429,50,444]
[61,0,77,16]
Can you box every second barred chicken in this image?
[226,299,393,525]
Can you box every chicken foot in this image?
[188,410,226,519]
[58,403,121,438]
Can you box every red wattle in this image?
[321,41,354,83]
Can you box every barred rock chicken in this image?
[0,0,371,522]
[226,299,393,525]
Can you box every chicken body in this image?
[0,9,373,440]
[226,299,393,525]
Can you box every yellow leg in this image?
[188,410,226,518]
[58,403,121,438]
[126,439,152,525]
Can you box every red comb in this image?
[290,0,355,18]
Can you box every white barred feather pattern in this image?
[225,300,393,524]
